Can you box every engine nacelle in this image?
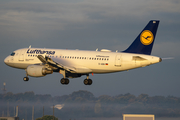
[27,65,53,77]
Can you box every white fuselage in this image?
[4,48,161,74]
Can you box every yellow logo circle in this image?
[140,30,154,45]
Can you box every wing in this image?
[37,55,92,73]
[37,55,76,72]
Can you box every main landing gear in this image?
[59,73,93,85]
[83,74,92,85]
[60,78,92,85]
[60,78,69,85]
[83,79,92,85]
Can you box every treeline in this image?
[1,90,180,120]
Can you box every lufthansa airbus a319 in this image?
[4,20,162,85]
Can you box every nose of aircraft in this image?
[4,56,10,65]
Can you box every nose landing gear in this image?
[23,77,29,81]
[23,69,29,81]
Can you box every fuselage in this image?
[4,48,161,74]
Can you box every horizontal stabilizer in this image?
[132,56,147,61]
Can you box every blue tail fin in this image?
[123,20,160,55]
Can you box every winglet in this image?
[123,20,160,55]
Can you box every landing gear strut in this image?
[23,69,29,81]
[59,70,70,85]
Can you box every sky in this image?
[0,0,180,97]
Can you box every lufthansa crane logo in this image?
[140,30,154,45]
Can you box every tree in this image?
[36,115,58,120]
[70,90,95,101]
[137,94,149,103]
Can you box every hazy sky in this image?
[0,0,180,97]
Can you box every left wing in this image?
[37,55,92,73]
[37,55,76,72]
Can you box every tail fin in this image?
[123,20,160,55]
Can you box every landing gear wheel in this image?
[60,78,66,84]
[65,78,69,84]
[84,79,93,85]
[23,77,29,81]
[84,79,89,85]
[60,78,69,85]
[88,79,92,85]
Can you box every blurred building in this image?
[0,106,19,120]
[0,117,19,120]
[123,114,155,120]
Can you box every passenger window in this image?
[10,52,15,56]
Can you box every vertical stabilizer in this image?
[123,20,159,55]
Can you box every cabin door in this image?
[115,55,121,67]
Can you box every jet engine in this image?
[26,65,53,77]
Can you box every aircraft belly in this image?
[91,69,123,73]
[75,67,92,73]
[85,63,123,73]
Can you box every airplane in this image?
[4,20,162,85]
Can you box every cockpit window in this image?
[10,52,15,56]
